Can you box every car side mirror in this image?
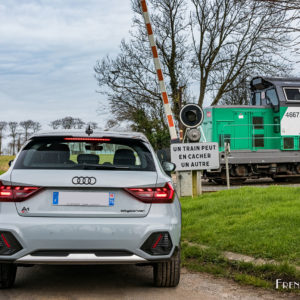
[8,160,13,167]
[162,161,176,174]
[156,149,168,163]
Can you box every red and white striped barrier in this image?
[140,0,179,141]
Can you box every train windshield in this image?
[252,88,279,107]
[266,89,279,106]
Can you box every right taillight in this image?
[0,181,42,202]
[125,182,175,203]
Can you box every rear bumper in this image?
[0,201,181,264]
[16,253,147,265]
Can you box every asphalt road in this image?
[1,265,298,300]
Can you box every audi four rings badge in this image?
[72,177,97,185]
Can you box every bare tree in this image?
[0,122,7,155]
[87,122,98,130]
[49,120,61,130]
[95,0,296,147]
[60,117,85,129]
[220,74,250,105]
[60,117,74,129]
[73,118,85,129]
[190,0,295,107]
[8,143,14,156]
[32,122,42,133]
[95,0,190,149]
[258,0,300,11]
[16,132,22,153]
[8,122,18,155]
[50,117,86,130]
[20,120,35,142]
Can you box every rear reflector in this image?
[0,181,42,202]
[0,232,22,256]
[141,232,173,256]
[64,138,111,142]
[124,182,175,203]
[1,234,11,248]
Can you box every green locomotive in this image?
[200,77,300,183]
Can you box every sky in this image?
[0,0,299,140]
[0,0,133,132]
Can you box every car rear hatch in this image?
[9,134,159,218]
[11,169,157,218]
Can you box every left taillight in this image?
[124,182,175,203]
[0,181,42,202]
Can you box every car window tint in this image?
[14,137,155,171]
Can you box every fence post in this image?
[225,142,230,190]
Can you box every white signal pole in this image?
[139,0,179,142]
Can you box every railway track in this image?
[201,177,300,192]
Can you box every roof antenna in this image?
[85,124,93,136]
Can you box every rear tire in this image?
[153,248,180,287]
[0,263,17,289]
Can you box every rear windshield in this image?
[14,137,156,171]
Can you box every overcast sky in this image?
[0,0,133,130]
[1,0,299,137]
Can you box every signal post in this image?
[172,105,220,197]
[139,0,220,197]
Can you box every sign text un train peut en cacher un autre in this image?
[171,142,220,171]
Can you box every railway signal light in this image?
[179,104,204,128]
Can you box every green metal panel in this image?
[200,106,282,151]
[201,108,213,142]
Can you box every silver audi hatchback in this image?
[0,131,181,288]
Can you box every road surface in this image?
[1,265,298,300]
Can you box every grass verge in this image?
[181,187,300,265]
[181,187,300,291]
[182,242,300,291]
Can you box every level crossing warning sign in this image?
[171,143,220,171]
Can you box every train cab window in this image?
[254,135,264,147]
[266,89,279,106]
[252,92,261,106]
[253,117,264,129]
[283,137,294,150]
[283,88,300,102]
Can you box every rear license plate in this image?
[52,192,115,207]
